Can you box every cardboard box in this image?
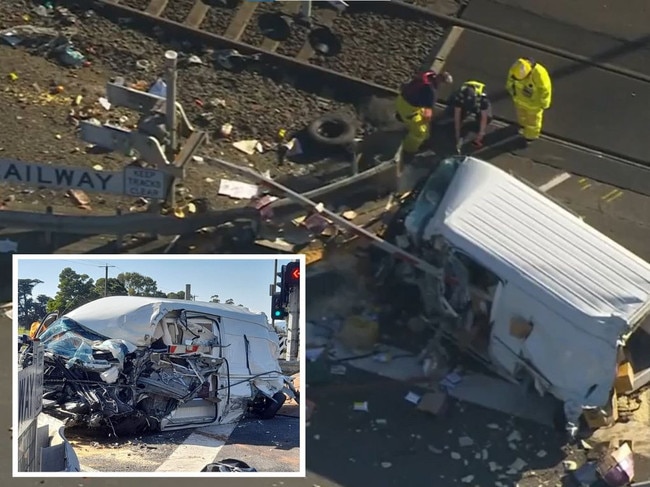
[509,316,533,339]
[615,362,635,394]
[582,391,619,429]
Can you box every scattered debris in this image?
[330,364,347,375]
[563,460,578,472]
[67,189,90,209]
[450,452,461,460]
[220,123,233,137]
[536,449,547,458]
[232,139,260,155]
[416,392,448,416]
[458,436,474,447]
[218,179,259,199]
[460,475,474,483]
[380,462,392,469]
[342,210,357,220]
[506,430,522,442]
[98,97,111,110]
[507,458,527,473]
[488,461,501,472]
[404,391,421,405]
[353,401,369,412]
[92,164,103,171]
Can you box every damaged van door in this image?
[38,296,293,436]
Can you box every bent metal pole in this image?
[205,155,458,319]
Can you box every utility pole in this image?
[285,259,300,361]
[271,259,278,329]
[100,264,116,297]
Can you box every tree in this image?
[210,295,220,303]
[47,268,101,313]
[17,279,51,328]
[94,277,128,297]
[225,298,235,305]
[167,291,186,300]
[116,272,166,298]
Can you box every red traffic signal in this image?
[283,262,300,288]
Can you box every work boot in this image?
[517,128,536,144]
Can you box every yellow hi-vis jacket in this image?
[506,63,552,110]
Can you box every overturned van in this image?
[381,155,650,429]
[35,296,295,436]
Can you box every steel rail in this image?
[383,0,650,84]
[86,0,650,182]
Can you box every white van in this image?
[389,155,650,427]
[36,296,295,435]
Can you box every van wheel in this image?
[258,392,287,420]
[307,113,356,147]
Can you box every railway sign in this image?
[0,158,169,198]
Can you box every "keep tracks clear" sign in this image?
[0,159,168,199]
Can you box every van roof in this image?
[432,157,650,335]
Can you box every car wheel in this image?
[307,113,357,147]
[258,392,287,420]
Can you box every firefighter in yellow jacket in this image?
[506,58,552,141]
[395,70,453,156]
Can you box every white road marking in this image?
[539,172,571,192]
[155,423,237,472]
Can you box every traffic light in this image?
[283,262,300,290]
[271,293,287,319]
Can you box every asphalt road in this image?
[440,29,650,164]
[463,0,650,76]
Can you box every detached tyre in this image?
[258,391,287,420]
[307,113,357,147]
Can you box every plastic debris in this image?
[380,462,392,469]
[404,391,421,405]
[486,423,500,430]
[232,139,259,155]
[8,72,18,81]
[488,461,501,472]
[353,401,368,412]
[458,436,474,447]
[218,179,259,199]
[148,78,166,97]
[440,371,463,390]
[92,164,103,171]
[98,97,111,110]
[507,458,527,473]
[506,430,521,442]
[187,55,203,65]
[450,452,461,460]
[563,460,578,471]
[536,449,547,458]
[220,123,233,137]
[375,419,387,425]
[460,475,474,483]
[58,46,85,67]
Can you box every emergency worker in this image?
[506,58,552,141]
[448,80,492,151]
[396,70,453,156]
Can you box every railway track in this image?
[88,0,650,168]
[2,0,649,251]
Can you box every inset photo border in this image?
[13,254,306,478]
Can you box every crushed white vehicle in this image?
[378,155,650,432]
[34,296,295,436]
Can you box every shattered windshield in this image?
[405,156,463,241]
[418,156,462,209]
[39,317,109,360]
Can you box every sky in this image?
[16,256,298,319]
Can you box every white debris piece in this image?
[92,164,103,171]
[488,461,501,472]
[506,430,521,442]
[232,139,259,155]
[450,452,461,460]
[475,453,481,459]
[563,460,578,471]
[255,141,264,153]
[536,449,547,458]
[404,391,421,405]
[192,155,205,163]
[188,55,203,65]
[458,436,474,447]
[353,401,368,412]
[482,449,488,460]
[98,96,111,110]
[507,458,527,473]
[460,475,474,483]
[220,123,233,137]
[380,462,392,468]
[428,445,442,454]
[375,419,387,425]
[218,179,259,199]
[486,423,500,430]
